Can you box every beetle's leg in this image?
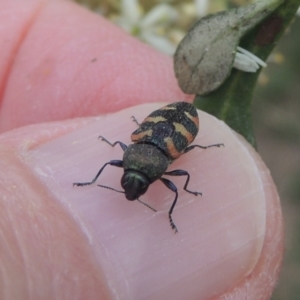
[98,136,127,151]
[160,177,179,233]
[184,143,224,154]
[73,160,123,187]
[164,169,202,196]
[131,116,140,127]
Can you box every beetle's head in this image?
[121,170,150,200]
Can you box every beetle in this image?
[73,102,223,232]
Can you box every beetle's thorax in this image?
[123,143,170,183]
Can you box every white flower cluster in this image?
[117,0,267,73]
[234,47,267,72]
[117,0,178,55]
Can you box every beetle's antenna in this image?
[98,185,157,212]
[98,185,124,194]
[137,199,157,212]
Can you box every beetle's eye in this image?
[139,182,148,194]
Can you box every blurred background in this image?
[74,0,300,298]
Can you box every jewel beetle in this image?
[73,102,223,232]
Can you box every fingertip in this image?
[0,0,189,132]
[0,134,111,299]
[217,137,284,300]
[14,103,282,299]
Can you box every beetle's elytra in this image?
[73,102,223,233]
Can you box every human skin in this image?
[0,0,283,299]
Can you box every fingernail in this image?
[26,104,266,299]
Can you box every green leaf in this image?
[174,0,283,96]
[193,0,300,147]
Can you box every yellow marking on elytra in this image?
[131,129,153,142]
[161,105,176,110]
[164,137,182,159]
[144,116,166,123]
[184,111,199,127]
[173,122,195,143]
